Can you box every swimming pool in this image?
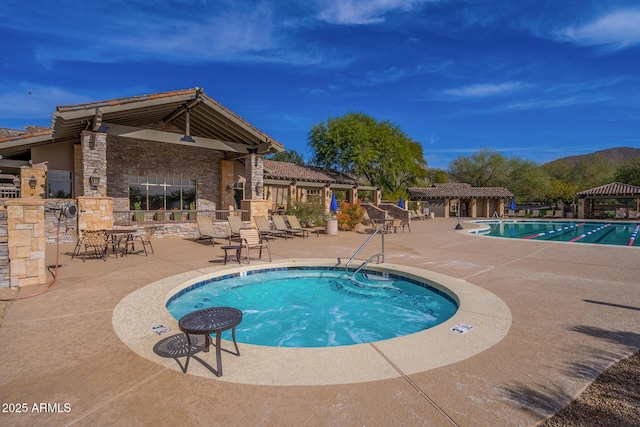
[166,267,458,348]
[473,220,640,246]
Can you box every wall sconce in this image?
[90,175,100,188]
[12,176,21,187]
[28,176,37,189]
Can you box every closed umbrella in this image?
[398,196,404,209]
[330,192,338,211]
[510,199,516,211]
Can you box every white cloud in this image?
[444,82,524,98]
[558,8,640,50]
[315,0,430,25]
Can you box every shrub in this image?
[283,200,328,227]
[337,201,364,231]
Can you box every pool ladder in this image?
[345,227,385,276]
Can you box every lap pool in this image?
[472,220,640,246]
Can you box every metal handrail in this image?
[345,227,385,276]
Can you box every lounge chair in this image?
[628,211,638,220]
[227,215,244,241]
[544,210,554,218]
[196,217,230,246]
[615,210,627,220]
[553,210,563,218]
[271,214,307,238]
[410,209,426,220]
[517,209,526,217]
[506,209,515,217]
[253,215,288,239]
[125,226,156,256]
[531,210,540,218]
[285,215,316,237]
[239,228,271,263]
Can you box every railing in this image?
[113,209,249,226]
[345,227,385,276]
[0,187,20,198]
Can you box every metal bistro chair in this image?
[81,230,108,262]
[68,228,83,259]
[125,227,156,256]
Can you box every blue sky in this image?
[1,0,639,169]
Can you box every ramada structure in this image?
[408,183,514,218]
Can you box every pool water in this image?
[167,268,458,348]
[478,220,640,246]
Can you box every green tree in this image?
[427,169,450,184]
[448,149,507,187]
[266,149,305,165]
[614,159,640,186]
[307,112,427,196]
[503,158,550,203]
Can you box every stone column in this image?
[5,199,46,287]
[80,131,107,197]
[244,154,264,200]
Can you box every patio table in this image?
[104,229,136,256]
[178,307,242,376]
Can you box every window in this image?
[232,181,244,209]
[47,170,72,198]
[129,176,196,210]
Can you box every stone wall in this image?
[0,209,8,287]
[105,134,223,208]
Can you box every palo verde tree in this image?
[307,112,427,197]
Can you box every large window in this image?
[47,170,72,198]
[129,176,196,210]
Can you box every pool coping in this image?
[113,258,511,386]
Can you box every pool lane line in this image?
[628,224,640,246]
[521,222,585,240]
[569,223,611,243]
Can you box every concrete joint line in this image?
[369,343,460,427]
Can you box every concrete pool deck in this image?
[1,218,639,425]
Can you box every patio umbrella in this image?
[510,199,516,211]
[398,196,404,209]
[330,192,338,211]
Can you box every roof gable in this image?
[577,182,640,197]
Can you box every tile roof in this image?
[0,129,52,144]
[408,183,513,199]
[263,160,360,185]
[576,182,640,197]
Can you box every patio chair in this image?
[628,211,638,220]
[553,210,563,218]
[531,210,540,218]
[81,229,108,262]
[517,209,526,217]
[253,215,288,240]
[68,228,83,259]
[615,210,627,220]
[125,227,156,256]
[410,209,426,220]
[544,210,554,218]
[239,228,271,263]
[227,215,244,241]
[271,214,306,238]
[506,209,515,217]
[196,217,230,246]
[284,215,315,238]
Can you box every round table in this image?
[178,307,243,376]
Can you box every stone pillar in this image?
[80,131,107,197]
[288,182,297,208]
[244,154,264,200]
[5,199,46,287]
[77,197,113,231]
[444,198,451,218]
[577,199,585,219]
[470,199,477,218]
[242,199,271,228]
[20,165,47,199]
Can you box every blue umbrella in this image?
[330,192,338,211]
[398,196,404,209]
[510,199,516,210]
